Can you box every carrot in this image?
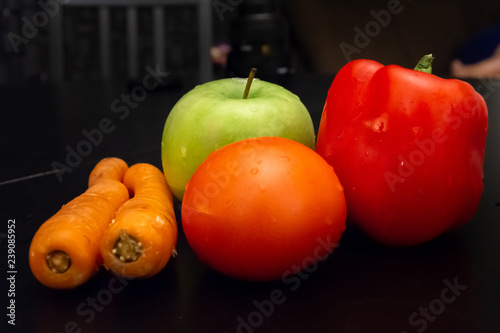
[29,157,130,289]
[100,163,178,279]
[88,157,129,187]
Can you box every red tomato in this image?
[181,137,346,281]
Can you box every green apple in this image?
[161,74,315,201]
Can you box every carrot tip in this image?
[113,230,143,263]
[46,250,71,274]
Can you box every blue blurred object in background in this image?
[457,24,500,64]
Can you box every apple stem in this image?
[243,68,258,99]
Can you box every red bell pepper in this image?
[316,55,489,247]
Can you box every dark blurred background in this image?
[1,0,500,86]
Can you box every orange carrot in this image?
[100,163,178,279]
[88,157,129,187]
[29,157,129,289]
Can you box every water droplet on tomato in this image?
[250,108,258,112]
[280,156,290,162]
[257,159,262,165]
[250,168,259,175]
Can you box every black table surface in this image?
[1,73,499,333]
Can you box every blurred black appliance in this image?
[226,0,291,85]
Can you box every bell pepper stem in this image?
[414,54,434,74]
